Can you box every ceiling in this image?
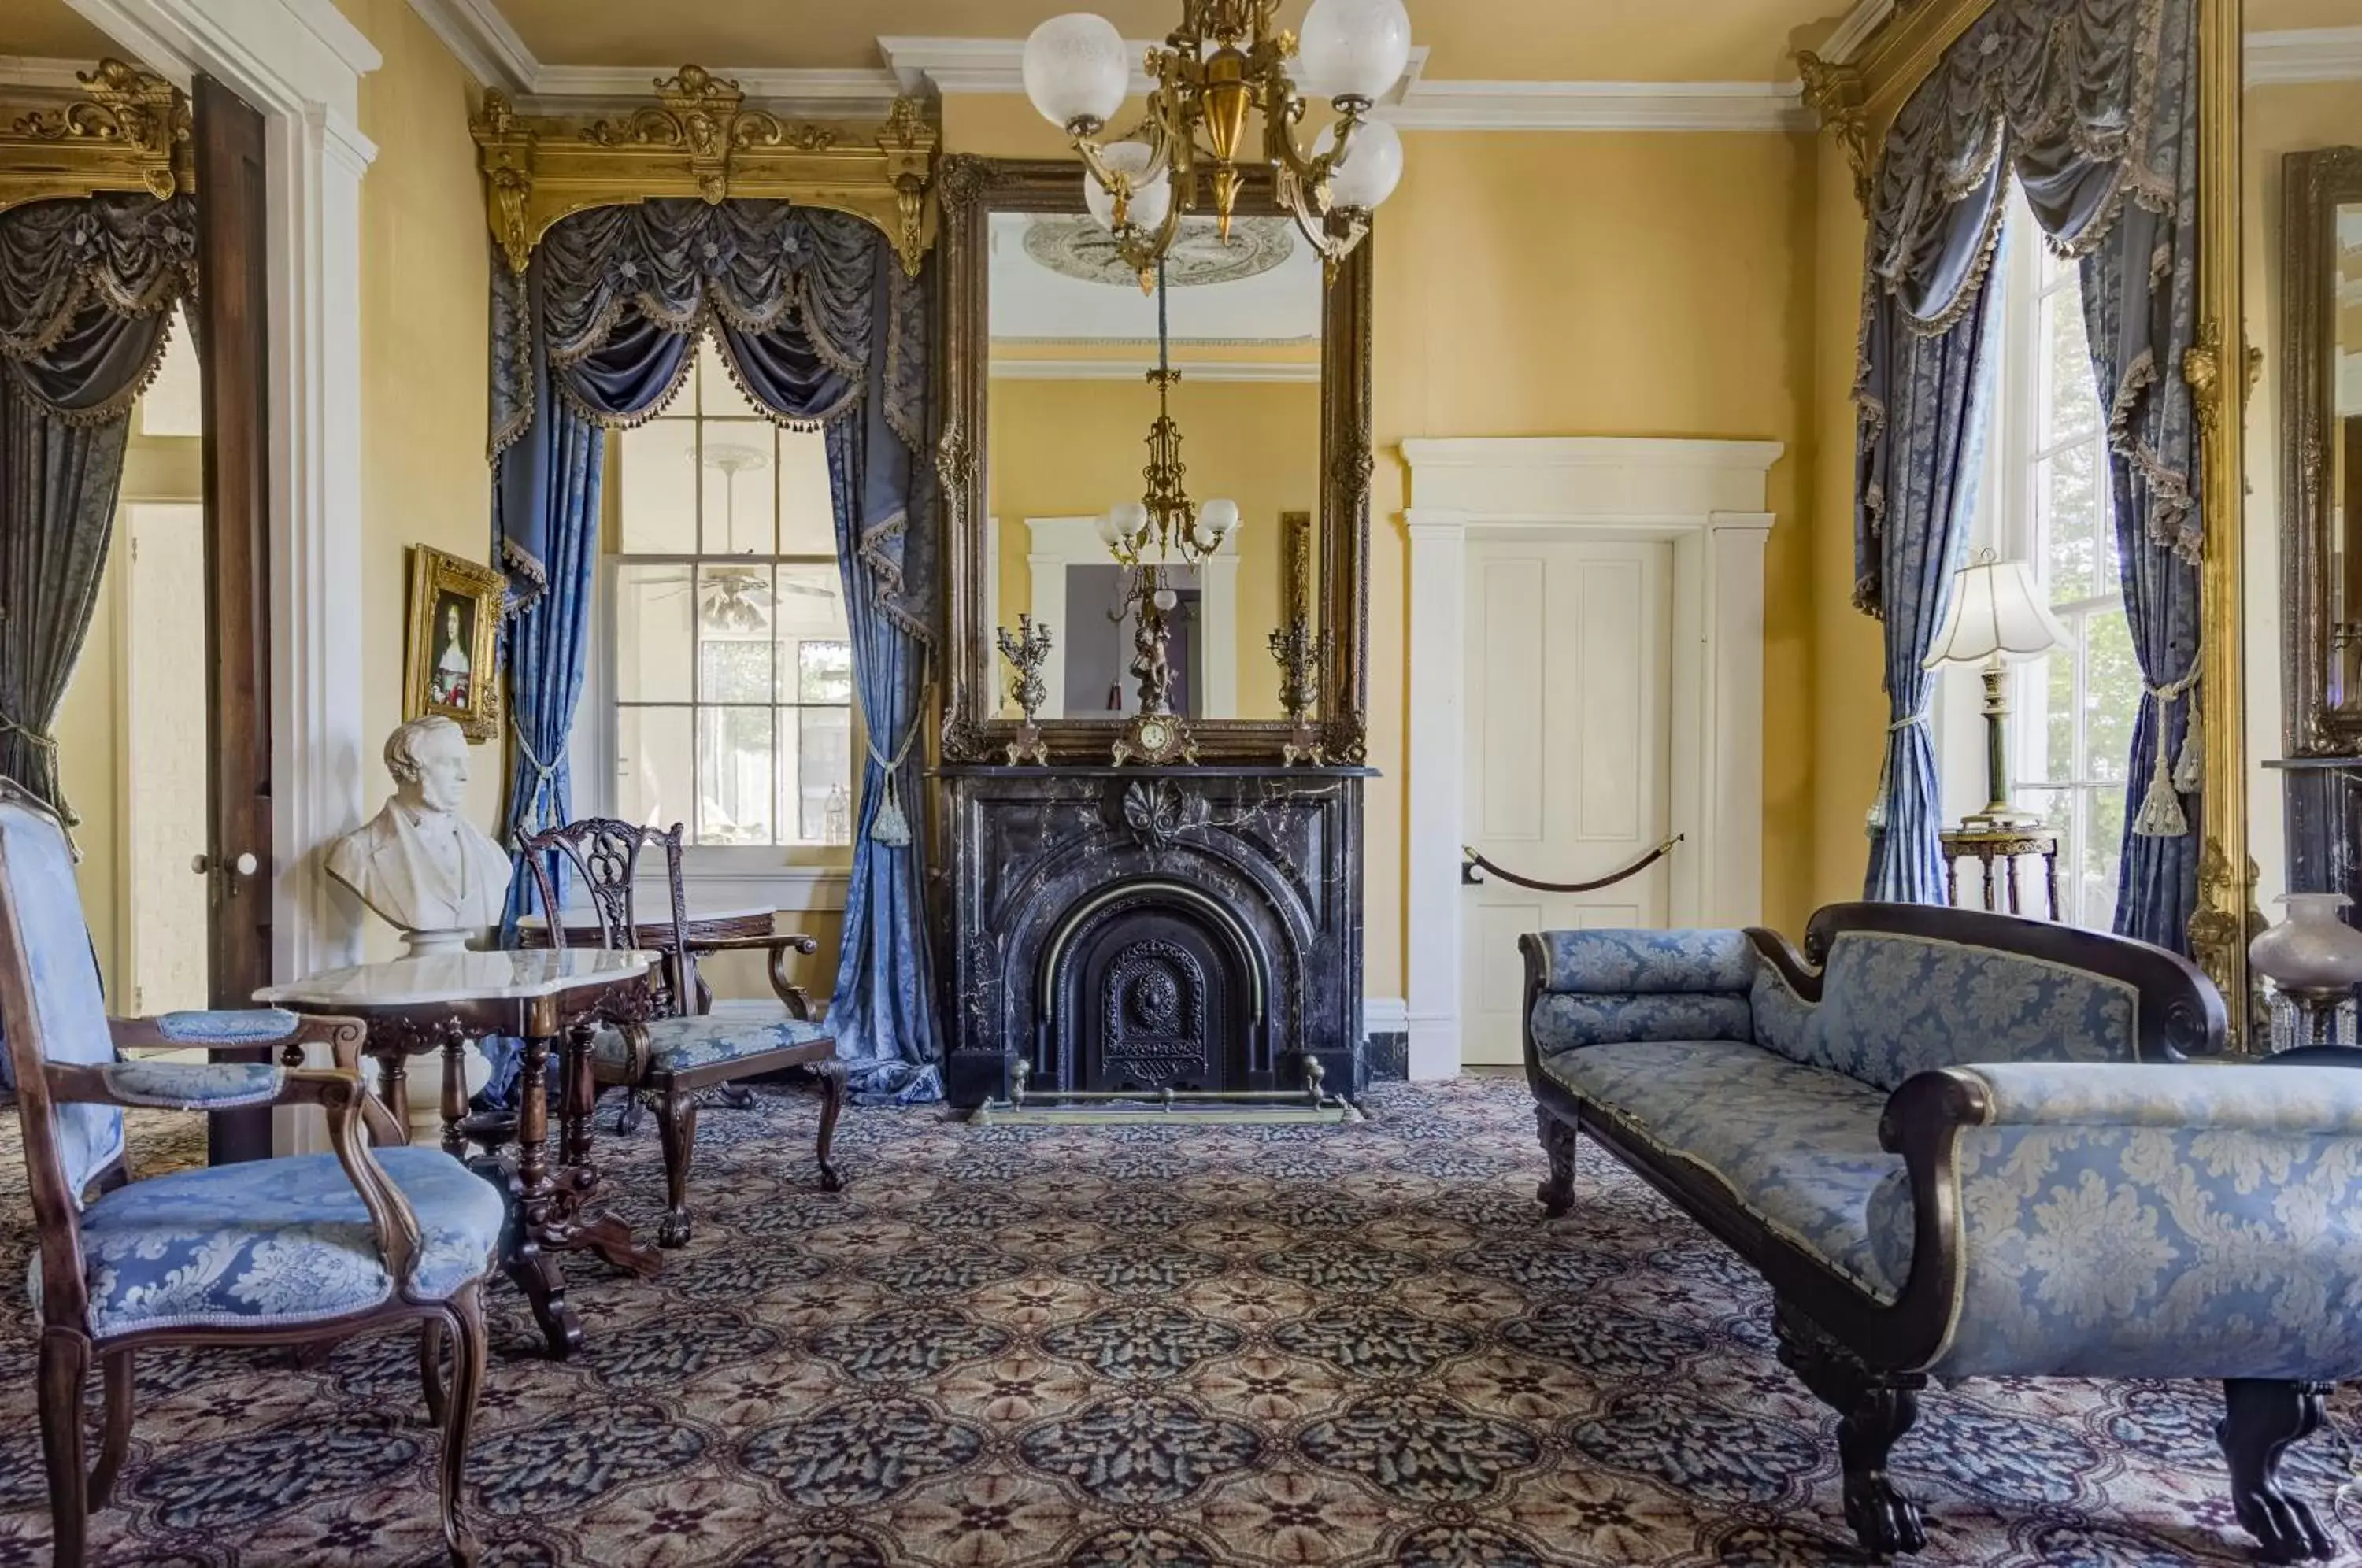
[487,0,1853,86]
[0,0,2343,92]
[0,0,115,61]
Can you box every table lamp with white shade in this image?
[1923,549,2070,830]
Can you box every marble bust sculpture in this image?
[326,715,513,952]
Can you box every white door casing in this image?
[1400,437,1780,1081]
[1461,538,1674,1065]
[1026,515,1241,719]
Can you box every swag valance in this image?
[490,201,931,632]
[490,196,942,1102]
[1,191,194,424]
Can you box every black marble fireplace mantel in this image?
[935,764,1373,1108]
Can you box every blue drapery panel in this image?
[0,194,192,829]
[488,201,939,1102]
[2075,0,2204,949]
[0,193,194,1090]
[1857,269,2002,903]
[1853,0,2205,947]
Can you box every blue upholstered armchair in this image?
[1523,904,2358,1564]
[0,784,501,1567]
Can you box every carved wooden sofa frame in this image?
[1523,902,2355,1564]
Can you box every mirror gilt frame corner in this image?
[934,155,1374,767]
[2282,146,2362,756]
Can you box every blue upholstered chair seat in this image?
[52,1146,505,1337]
[1538,1039,1908,1299]
[592,1010,830,1075]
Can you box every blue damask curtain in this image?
[488,201,941,1102]
[1855,0,2206,949]
[0,193,193,834]
[0,193,194,1089]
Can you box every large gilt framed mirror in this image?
[936,156,1372,766]
[2284,146,2362,756]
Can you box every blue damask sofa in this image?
[1523,901,2360,1563]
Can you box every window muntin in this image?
[609,338,854,849]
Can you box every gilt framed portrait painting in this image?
[403,545,505,744]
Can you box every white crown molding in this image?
[990,355,1318,383]
[2249,28,2362,86]
[1820,0,1896,67]
[1386,79,1808,133]
[879,35,1428,103]
[404,0,535,94]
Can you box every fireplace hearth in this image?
[938,766,1369,1106]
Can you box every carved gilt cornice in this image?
[0,59,192,215]
[1796,52,1871,214]
[472,67,939,277]
[1838,0,1997,139]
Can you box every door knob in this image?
[193,852,261,878]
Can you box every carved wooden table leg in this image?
[1978,847,1999,911]
[1943,856,1960,907]
[2005,853,2024,915]
[2043,845,2062,921]
[439,1025,468,1159]
[379,1048,411,1134]
[506,1030,583,1359]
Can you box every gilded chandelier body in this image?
[1024,0,1409,286]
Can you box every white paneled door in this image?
[1460,538,1674,1064]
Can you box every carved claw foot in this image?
[1774,1300,1929,1558]
[1841,1473,1927,1558]
[657,1211,693,1250]
[1535,1107,1578,1216]
[2220,1380,2338,1562]
[818,1157,846,1194]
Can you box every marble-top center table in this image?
[258,947,661,1358]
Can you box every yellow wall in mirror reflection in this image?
[988,375,1321,723]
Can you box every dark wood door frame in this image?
[193,76,276,1164]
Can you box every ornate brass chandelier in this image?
[1094,261,1238,571]
[1021,0,1411,283]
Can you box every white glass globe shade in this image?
[1095,512,1120,546]
[1023,14,1129,129]
[1083,142,1172,235]
[1200,499,1240,538]
[1110,501,1150,542]
[1298,0,1412,103]
[1315,117,1404,210]
[1153,587,1179,611]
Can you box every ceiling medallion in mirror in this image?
[1021,214,1296,290]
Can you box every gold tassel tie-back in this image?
[2134,658,2202,839]
[0,708,80,857]
[863,705,924,849]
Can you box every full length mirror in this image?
[2279,150,2362,756]
[986,211,1320,724]
[940,157,1373,767]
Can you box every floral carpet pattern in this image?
[0,1077,2356,1566]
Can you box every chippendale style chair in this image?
[517,817,846,1248]
[0,784,502,1566]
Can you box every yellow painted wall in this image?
[332,0,505,963]
[1807,135,1885,913]
[990,375,1317,721]
[945,98,1823,989]
[2243,80,2362,911]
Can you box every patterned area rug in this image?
[1,1077,2356,1566]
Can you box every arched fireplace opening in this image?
[1037,878,1270,1093]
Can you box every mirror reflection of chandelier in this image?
[1021,0,1411,284]
[1096,258,1238,574]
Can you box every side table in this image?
[258,948,661,1359]
[1941,825,2061,920]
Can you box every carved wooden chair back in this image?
[0,780,112,1333]
[516,817,695,1018]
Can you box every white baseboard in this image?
[1362,997,1409,1036]
[1406,1017,1461,1081]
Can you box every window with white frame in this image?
[606,338,857,851]
[1956,189,2140,930]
